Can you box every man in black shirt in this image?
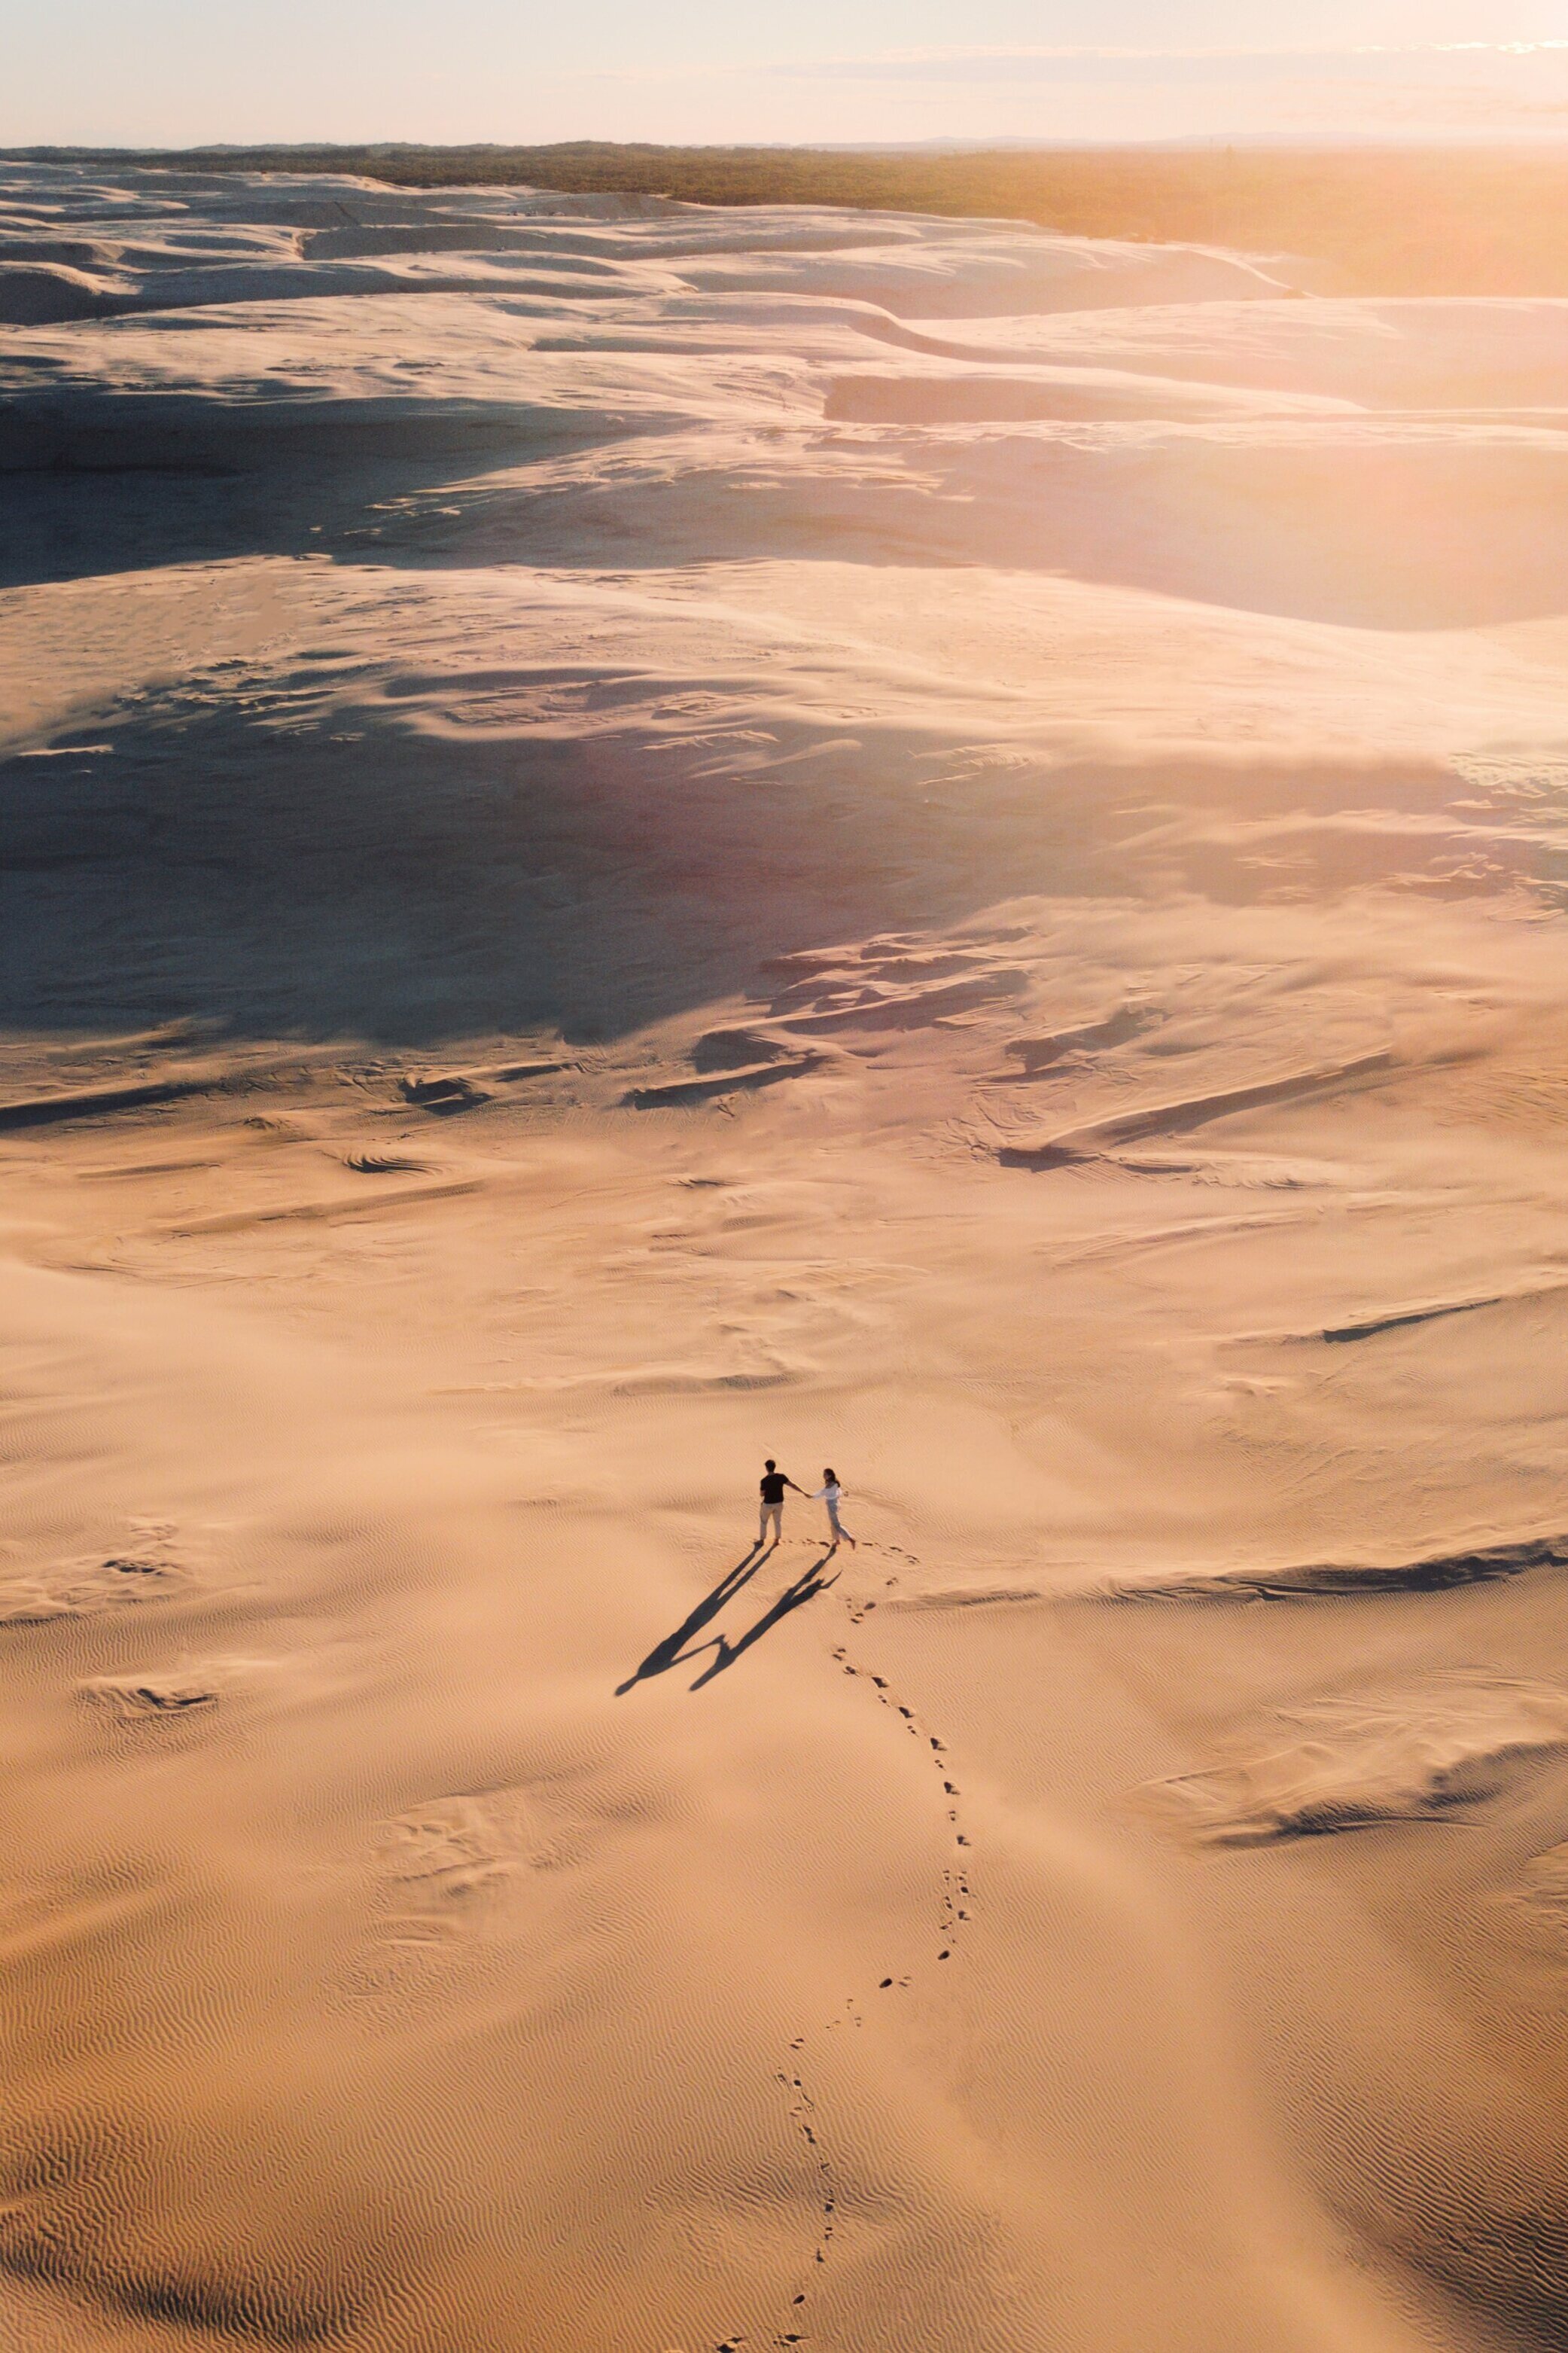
[757,1458,802,1550]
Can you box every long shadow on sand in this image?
[616,1547,839,1696]
[690,1557,840,1688]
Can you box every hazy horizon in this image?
[6,2,1568,151]
[16,130,1568,157]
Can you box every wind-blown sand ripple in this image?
[5,155,1568,2353]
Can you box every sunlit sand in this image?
[5,156,1568,2352]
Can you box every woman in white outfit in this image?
[813,1468,856,1550]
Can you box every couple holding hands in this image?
[757,1458,856,1553]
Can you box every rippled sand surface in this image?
[6,157,1568,2353]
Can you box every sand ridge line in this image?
[72,1154,224,1181]
[341,1150,436,1175]
[1102,1529,1568,1605]
[446,1356,805,1399]
[0,1065,252,1132]
[1319,1276,1568,1342]
[997,1045,1406,1169]
[1042,1207,1327,1267]
[1040,1171,1439,1265]
[1002,1001,1156,1075]
[779,969,1032,1037]
[623,1055,828,1110]
[1223,1272,1568,1347]
[1143,1674,1568,1847]
[690,1026,800,1072]
[755,934,1038,1043]
[400,1057,568,1112]
[156,1177,486,1236]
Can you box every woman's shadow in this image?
[615,1542,839,1696]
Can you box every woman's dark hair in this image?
[824,1468,836,1483]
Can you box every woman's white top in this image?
[814,1483,842,1505]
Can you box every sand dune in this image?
[5,157,1568,2353]
[1146,1675,1568,1844]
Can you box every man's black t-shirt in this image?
[760,1471,787,1506]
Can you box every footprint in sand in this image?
[833,1618,973,1959]
[767,1596,977,2338]
[767,2052,838,2337]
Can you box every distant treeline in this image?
[20,142,1568,295]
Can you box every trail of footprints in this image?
[716,1546,975,2352]
[11,1514,961,2351]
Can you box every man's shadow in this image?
[615,1542,839,1696]
[687,1556,839,1688]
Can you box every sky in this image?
[5,0,1568,148]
